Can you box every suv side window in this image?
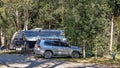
[44,40,60,46]
[60,42,69,47]
[52,41,60,46]
[44,41,52,45]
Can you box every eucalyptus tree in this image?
[62,0,113,58]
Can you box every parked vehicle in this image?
[0,46,7,50]
[10,29,66,50]
[34,40,82,59]
[10,31,24,49]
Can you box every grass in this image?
[34,53,120,67]
[0,50,26,54]
[116,54,120,59]
[0,49,33,54]
[0,50,17,54]
[34,54,120,65]
[51,56,120,67]
[1,50,120,67]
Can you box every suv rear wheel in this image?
[72,51,80,58]
[44,51,52,59]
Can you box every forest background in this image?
[0,0,120,58]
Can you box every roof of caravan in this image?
[12,29,66,41]
[21,30,64,38]
[22,30,65,41]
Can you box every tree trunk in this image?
[83,41,86,58]
[16,10,20,31]
[0,28,5,46]
[24,9,28,30]
[109,15,114,54]
[24,1,29,30]
[49,21,50,29]
[95,46,98,59]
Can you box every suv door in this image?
[44,40,60,55]
[58,41,71,55]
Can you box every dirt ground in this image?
[0,54,117,68]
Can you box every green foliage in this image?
[0,0,120,56]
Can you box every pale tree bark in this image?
[15,10,20,31]
[24,0,29,30]
[24,9,28,30]
[0,28,5,46]
[83,40,86,58]
[109,15,114,54]
[95,45,98,59]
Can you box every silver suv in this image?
[34,40,82,58]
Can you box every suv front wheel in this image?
[44,51,52,59]
[71,51,80,58]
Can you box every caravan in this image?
[10,29,66,49]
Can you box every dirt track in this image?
[0,54,115,68]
